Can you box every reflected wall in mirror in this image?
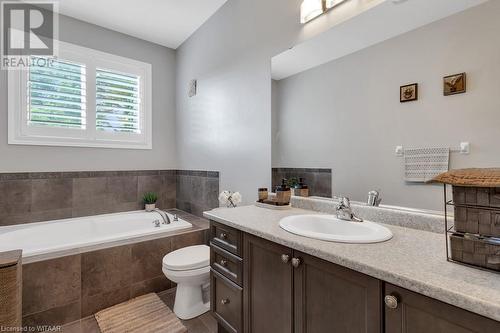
[271,0,500,211]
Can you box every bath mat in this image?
[94,293,187,333]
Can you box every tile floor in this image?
[61,289,217,333]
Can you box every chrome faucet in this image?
[336,197,363,222]
[152,208,171,224]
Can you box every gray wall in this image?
[0,14,177,172]
[273,1,500,211]
[175,0,304,204]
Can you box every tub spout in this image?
[153,209,171,224]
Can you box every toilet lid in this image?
[162,245,210,271]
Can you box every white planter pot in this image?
[145,203,156,212]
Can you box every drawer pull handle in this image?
[384,295,399,309]
[220,259,228,267]
[291,257,301,268]
[220,232,228,240]
[281,254,290,264]
[221,298,230,305]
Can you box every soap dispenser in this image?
[293,178,309,197]
[275,179,291,205]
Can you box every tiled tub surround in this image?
[0,211,193,263]
[176,170,219,217]
[204,204,500,322]
[20,210,209,329]
[0,169,219,226]
[272,167,332,197]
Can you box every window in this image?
[8,41,152,149]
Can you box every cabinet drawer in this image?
[211,243,243,286]
[211,269,242,333]
[210,221,242,256]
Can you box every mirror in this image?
[270,0,497,212]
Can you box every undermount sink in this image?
[279,214,393,244]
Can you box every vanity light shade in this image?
[325,0,347,9]
[300,0,324,23]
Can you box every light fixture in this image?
[325,0,347,9]
[300,0,324,24]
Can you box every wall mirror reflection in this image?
[271,0,499,212]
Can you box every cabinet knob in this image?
[384,295,399,309]
[220,259,228,267]
[281,254,290,263]
[219,232,228,240]
[291,257,301,268]
[221,298,230,305]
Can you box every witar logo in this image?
[1,1,58,69]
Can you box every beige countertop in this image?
[204,205,500,322]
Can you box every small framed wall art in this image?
[443,72,466,96]
[400,83,418,103]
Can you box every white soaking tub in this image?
[0,210,192,262]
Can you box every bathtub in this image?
[0,210,192,261]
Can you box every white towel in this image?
[404,147,450,182]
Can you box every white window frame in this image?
[8,40,152,149]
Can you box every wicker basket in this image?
[454,206,500,237]
[449,233,500,271]
[0,250,22,330]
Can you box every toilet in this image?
[162,245,211,320]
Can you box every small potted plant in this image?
[143,192,158,211]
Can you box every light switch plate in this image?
[188,79,197,97]
[395,145,404,156]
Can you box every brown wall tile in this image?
[22,255,81,316]
[81,287,130,318]
[131,238,171,283]
[0,180,31,216]
[73,178,109,211]
[0,169,215,226]
[23,301,81,328]
[171,230,206,251]
[32,179,73,212]
[272,168,332,198]
[81,245,131,298]
[130,276,170,298]
[107,176,138,204]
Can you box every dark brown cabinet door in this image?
[243,234,293,333]
[293,251,382,333]
[384,283,500,333]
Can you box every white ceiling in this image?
[56,0,228,49]
[272,0,489,80]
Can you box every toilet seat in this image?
[163,244,210,271]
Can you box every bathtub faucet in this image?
[153,208,171,225]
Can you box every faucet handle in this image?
[173,214,178,222]
[338,197,350,208]
[152,220,161,227]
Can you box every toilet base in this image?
[173,283,210,320]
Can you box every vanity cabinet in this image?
[294,250,382,333]
[243,233,381,333]
[243,233,293,333]
[384,284,500,333]
[209,221,500,333]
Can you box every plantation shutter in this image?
[96,69,141,134]
[27,57,86,129]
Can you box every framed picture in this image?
[444,73,466,96]
[400,83,418,103]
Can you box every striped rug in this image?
[94,293,187,333]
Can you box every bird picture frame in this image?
[400,83,418,103]
[443,73,466,96]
